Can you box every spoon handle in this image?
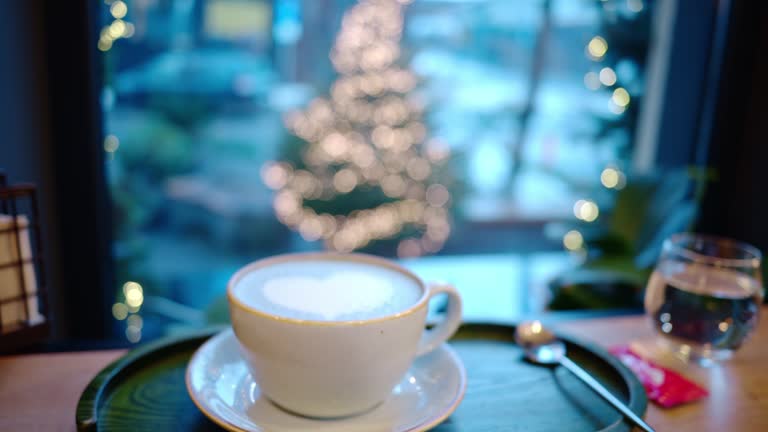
[560,356,655,432]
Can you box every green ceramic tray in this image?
[76,323,647,431]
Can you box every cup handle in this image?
[416,283,462,356]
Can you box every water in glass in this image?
[645,234,764,364]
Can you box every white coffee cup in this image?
[227,252,462,418]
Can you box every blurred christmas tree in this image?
[263,0,454,257]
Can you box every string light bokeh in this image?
[112,280,144,343]
[263,0,452,258]
[568,0,641,253]
[98,0,135,52]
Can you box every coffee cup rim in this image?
[227,252,429,326]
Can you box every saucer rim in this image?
[185,329,467,432]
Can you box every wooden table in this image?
[555,315,768,432]
[1,313,766,432]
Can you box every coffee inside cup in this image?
[231,259,424,321]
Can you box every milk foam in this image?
[233,260,423,321]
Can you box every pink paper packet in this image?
[609,345,708,408]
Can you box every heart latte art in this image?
[263,272,395,320]
[232,260,423,321]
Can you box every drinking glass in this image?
[644,233,764,365]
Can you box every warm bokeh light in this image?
[612,87,631,107]
[372,125,394,148]
[426,184,449,207]
[531,320,543,334]
[426,219,450,242]
[600,167,620,188]
[260,162,291,190]
[273,191,300,217]
[104,135,120,153]
[321,132,348,158]
[110,1,128,19]
[123,281,144,308]
[112,303,128,320]
[599,67,617,86]
[381,175,407,197]
[563,230,584,251]
[97,38,113,52]
[587,36,608,59]
[573,199,599,222]
[108,20,127,39]
[333,169,358,193]
[406,158,431,181]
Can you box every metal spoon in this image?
[515,321,655,432]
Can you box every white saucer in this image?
[186,329,466,432]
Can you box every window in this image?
[99,0,655,341]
